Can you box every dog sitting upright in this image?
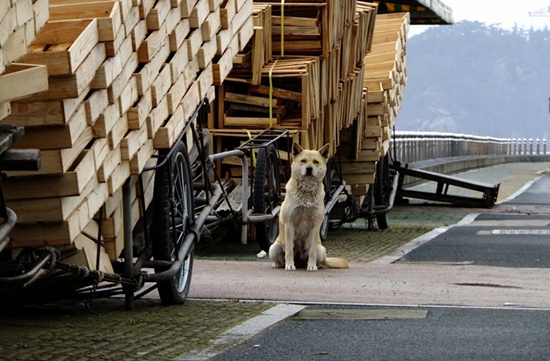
[269,142,349,271]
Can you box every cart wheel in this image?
[374,154,390,230]
[152,141,195,305]
[253,145,282,252]
[319,162,333,242]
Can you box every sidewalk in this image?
[0,162,548,361]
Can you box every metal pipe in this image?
[324,183,346,216]
[0,251,52,285]
[247,205,281,222]
[122,179,135,309]
[371,170,400,216]
[240,154,249,244]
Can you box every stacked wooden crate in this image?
[214,0,378,154]
[0,0,49,120]
[1,0,253,268]
[340,11,409,195]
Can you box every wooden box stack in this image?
[1,0,253,265]
[0,0,50,120]
[339,11,409,195]
[215,1,378,149]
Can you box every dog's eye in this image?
[301,159,307,163]
[313,160,319,165]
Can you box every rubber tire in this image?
[152,141,195,305]
[374,154,390,230]
[253,145,281,252]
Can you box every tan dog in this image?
[269,142,349,271]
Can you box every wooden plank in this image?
[146,95,169,138]
[151,64,172,106]
[107,160,131,195]
[84,89,109,126]
[108,114,129,150]
[185,28,203,60]
[26,43,106,102]
[146,0,171,30]
[93,102,120,138]
[9,175,100,223]
[0,63,48,103]
[181,0,199,17]
[130,139,154,174]
[21,19,99,75]
[4,147,97,200]
[154,103,184,149]
[128,89,153,130]
[108,52,139,104]
[166,70,189,114]
[91,53,123,89]
[49,1,122,42]
[201,6,221,41]
[197,62,213,99]
[14,107,88,151]
[98,145,121,182]
[213,45,235,85]
[137,25,168,62]
[5,86,89,127]
[197,39,217,69]
[5,127,94,176]
[134,41,170,95]
[121,125,148,160]
[118,77,139,117]
[190,0,209,28]
[169,17,190,51]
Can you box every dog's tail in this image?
[322,257,349,269]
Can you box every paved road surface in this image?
[179,166,550,361]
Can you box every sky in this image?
[408,0,550,37]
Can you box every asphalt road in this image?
[180,170,550,361]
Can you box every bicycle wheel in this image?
[152,141,195,305]
[253,145,282,252]
[374,154,390,230]
[319,161,332,242]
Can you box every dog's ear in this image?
[318,143,331,159]
[292,142,303,158]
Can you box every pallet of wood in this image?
[0,0,50,121]
[340,11,409,196]
[214,0,377,153]
[1,0,253,264]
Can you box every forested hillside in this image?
[397,21,550,139]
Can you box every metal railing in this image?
[392,131,548,164]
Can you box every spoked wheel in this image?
[373,153,390,230]
[152,141,195,305]
[319,161,333,242]
[253,145,282,252]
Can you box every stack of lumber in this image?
[1,0,253,267]
[214,0,378,156]
[339,11,409,195]
[0,0,49,121]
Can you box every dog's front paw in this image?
[285,264,296,271]
[272,262,284,269]
[307,264,318,272]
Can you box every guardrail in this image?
[392,131,548,164]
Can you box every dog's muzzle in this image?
[305,166,314,176]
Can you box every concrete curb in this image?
[174,303,306,360]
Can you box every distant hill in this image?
[396,21,550,140]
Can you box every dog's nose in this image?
[305,166,313,175]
